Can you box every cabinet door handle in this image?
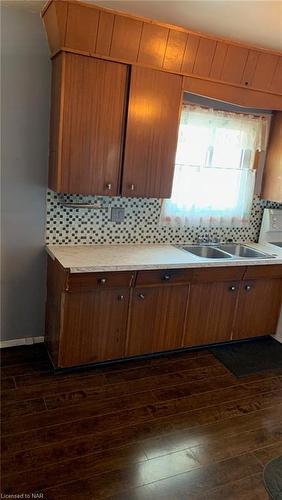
[99,278,107,284]
[106,183,112,191]
[162,275,171,281]
[118,295,124,301]
[138,293,145,300]
[129,184,135,191]
[229,285,236,291]
[245,285,251,291]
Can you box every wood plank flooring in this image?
[1,343,282,499]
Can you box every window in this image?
[160,104,270,227]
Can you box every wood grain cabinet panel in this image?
[209,42,228,80]
[262,112,282,203]
[183,281,240,347]
[65,2,99,54]
[67,271,135,292]
[221,45,249,84]
[183,75,282,110]
[56,53,128,195]
[95,11,114,56]
[270,57,282,94]
[59,288,130,367]
[163,29,188,72]
[241,50,259,86]
[181,34,200,74]
[42,0,67,55]
[193,38,217,77]
[233,278,282,340]
[122,66,183,198]
[251,53,279,91]
[136,269,194,287]
[126,285,189,356]
[110,15,143,61]
[48,54,64,191]
[138,23,169,68]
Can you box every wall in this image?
[46,190,281,246]
[1,4,50,343]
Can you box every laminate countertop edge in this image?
[46,243,282,273]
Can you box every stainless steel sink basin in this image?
[180,243,274,260]
[270,242,282,248]
[217,244,271,259]
[182,245,232,259]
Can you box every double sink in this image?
[181,243,273,260]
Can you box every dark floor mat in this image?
[263,456,282,500]
[210,337,282,377]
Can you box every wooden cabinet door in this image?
[183,281,240,347]
[57,53,128,195]
[59,288,130,367]
[261,112,282,203]
[122,66,183,198]
[126,285,189,356]
[233,278,282,340]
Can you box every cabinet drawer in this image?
[244,265,282,280]
[192,266,245,283]
[136,268,194,286]
[67,271,135,292]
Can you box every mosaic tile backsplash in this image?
[46,190,281,245]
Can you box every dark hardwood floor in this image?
[1,343,282,499]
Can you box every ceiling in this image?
[4,0,282,52]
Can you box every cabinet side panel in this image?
[48,53,64,191]
[45,257,68,367]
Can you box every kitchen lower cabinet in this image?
[233,278,282,339]
[59,288,130,367]
[45,258,282,369]
[183,280,240,347]
[126,285,189,356]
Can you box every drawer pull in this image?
[118,295,124,301]
[229,285,236,292]
[99,278,107,284]
[106,183,112,191]
[129,184,135,191]
[245,285,252,291]
[163,275,171,281]
[138,293,145,300]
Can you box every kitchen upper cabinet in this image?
[261,111,282,203]
[49,52,128,195]
[126,284,189,356]
[59,287,130,367]
[183,280,240,347]
[233,278,282,340]
[122,66,183,198]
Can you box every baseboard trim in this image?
[0,336,45,349]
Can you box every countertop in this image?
[46,242,282,273]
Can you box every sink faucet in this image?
[196,236,209,245]
[196,234,221,245]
